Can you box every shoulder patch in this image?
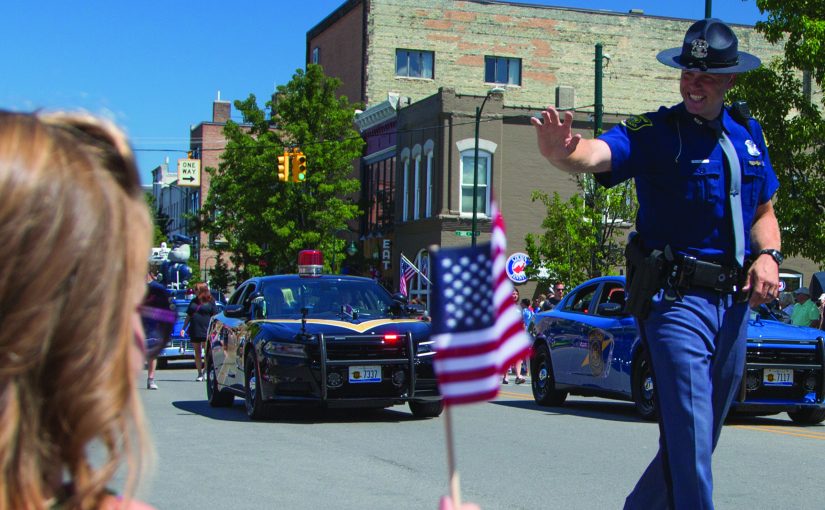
[622,114,653,131]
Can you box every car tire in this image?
[206,349,234,408]
[632,353,658,421]
[787,408,825,425]
[531,344,568,406]
[409,399,444,418]
[244,352,272,421]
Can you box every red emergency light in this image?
[298,250,323,277]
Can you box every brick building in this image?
[308,0,813,298]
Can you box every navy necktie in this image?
[709,119,745,267]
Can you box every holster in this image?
[625,233,667,320]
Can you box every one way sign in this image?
[177,158,201,187]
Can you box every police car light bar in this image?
[298,250,323,277]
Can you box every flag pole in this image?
[443,404,462,509]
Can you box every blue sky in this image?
[2,1,766,184]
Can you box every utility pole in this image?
[594,42,604,137]
[705,0,712,18]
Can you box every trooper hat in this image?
[657,18,761,73]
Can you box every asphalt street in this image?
[110,363,825,510]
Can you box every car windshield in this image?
[261,278,394,319]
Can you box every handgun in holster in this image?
[624,233,667,320]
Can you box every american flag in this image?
[399,255,418,296]
[430,202,532,405]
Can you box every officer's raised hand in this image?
[531,106,612,174]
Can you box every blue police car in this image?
[530,276,825,424]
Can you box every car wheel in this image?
[244,352,271,420]
[531,344,568,406]
[787,408,825,425]
[156,358,168,370]
[632,353,658,421]
[409,399,444,418]
[206,349,233,408]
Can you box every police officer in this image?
[532,18,781,510]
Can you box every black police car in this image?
[204,251,443,420]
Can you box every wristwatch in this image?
[758,248,784,266]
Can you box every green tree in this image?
[729,1,825,264]
[199,65,364,281]
[525,176,637,287]
[144,191,170,247]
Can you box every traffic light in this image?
[277,150,290,182]
[291,151,307,183]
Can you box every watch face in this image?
[762,249,783,264]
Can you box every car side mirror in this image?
[224,304,247,319]
[251,296,267,319]
[597,302,625,316]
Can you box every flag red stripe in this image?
[444,389,499,406]
[436,365,501,383]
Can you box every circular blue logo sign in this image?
[506,252,531,284]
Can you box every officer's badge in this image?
[691,38,709,59]
[622,114,652,131]
[745,139,761,157]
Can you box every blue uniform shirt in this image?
[597,103,779,264]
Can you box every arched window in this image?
[400,148,411,222]
[456,139,496,217]
[424,139,434,218]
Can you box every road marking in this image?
[732,424,825,440]
[497,390,534,400]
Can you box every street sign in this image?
[454,230,480,237]
[177,158,201,187]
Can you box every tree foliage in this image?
[144,191,170,247]
[199,65,364,283]
[729,1,825,264]
[524,176,637,287]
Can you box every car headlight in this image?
[262,341,306,357]
[417,340,436,356]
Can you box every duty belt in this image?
[667,255,745,294]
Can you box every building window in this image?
[396,49,434,79]
[425,152,433,218]
[460,150,490,216]
[484,56,521,86]
[413,156,421,220]
[402,158,410,222]
[311,47,320,64]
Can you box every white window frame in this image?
[395,49,434,79]
[484,55,521,86]
[455,139,496,218]
[401,150,410,222]
[424,139,434,218]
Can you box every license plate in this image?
[763,368,793,387]
[349,365,381,383]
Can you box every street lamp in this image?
[471,87,505,247]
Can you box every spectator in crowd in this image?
[503,289,526,384]
[542,282,565,310]
[183,282,218,381]
[0,110,156,509]
[533,294,546,313]
[779,291,795,317]
[790,287,820,328]
[145,271,165,390]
